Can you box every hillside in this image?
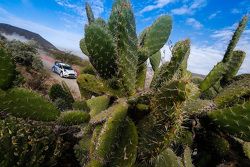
[0,23,58,51]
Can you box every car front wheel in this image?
[60,72,64,78]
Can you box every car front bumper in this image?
[63,73,77,79]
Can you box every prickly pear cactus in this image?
[80,0,172,96]
[151,39,190,89]
[155,148,180,167]
[0,0,249,166]
[200,16,248,92]
[149,52,160,72]
[75,1,250,166]
[0,115,64,167]
[208,101,250,141]
[0,88,60,121]
[243,142,250,159]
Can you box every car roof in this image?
[58,63,71,66]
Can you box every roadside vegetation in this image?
[0,0,250,167]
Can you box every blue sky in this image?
[0,0,249,74]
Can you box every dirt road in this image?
[40,54,81,100]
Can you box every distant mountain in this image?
[192,73,205,78]
[0,23,58,51]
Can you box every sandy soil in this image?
[40,54,81,100]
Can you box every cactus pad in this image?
[136,63,147,90]
[150,51,161,71]
[222,50,246,84]
[243,142,250,159]
[208,101,250,141]
[140,15,172,57]
[151,39,190,89]
[85,2,95,24]
[183,147,194,167]
[57,111,90,126]
[80,38,89,56]
[155,148,179,167]
[0,88,60,121]
[86,95,110,117]
[222,16,248,63]
[85,23,118,79]
[109,118,138,167]
[200,62,227,92]
[137,80,188,164]
[214,75,250,108]
[88,102,128,166]
[77,74,122,97]
[109,0,138,95]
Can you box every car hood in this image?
[64,70,75,74]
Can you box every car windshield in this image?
[63,65,73,70]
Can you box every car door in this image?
[59,65,64,74]
[57,65,61,74]
[55,64,61,74]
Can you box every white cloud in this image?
[140,0,175,14]
[208,11,221,19]
[87,0,104,17]
[162,41,249,75]
[160,21,250,75]
[188,45,224,75]
[171,5,190,15]
[186,18,203,29]
[161,44,224,75]
[55,0,84,16]
[0,7,85,57]
[210,23,250,74]
[171,0,207,15]
[55,0,104,18]
[54,0,104,30]
[210,23,239,50]
[0,32,28,42]
[231,8,241,14]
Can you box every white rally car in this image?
[52,62,77,79]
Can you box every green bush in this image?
[49,83,74,110]
[31,55,44,71]
[72,100,90,112]
[0,48,16,90]
[57,110,90,126]
[5,40,43,70]
[0,115,64,167]
[54,98,72,111]
[49,84,68,101]
[0,88,60,121]
[50,50,85,66]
